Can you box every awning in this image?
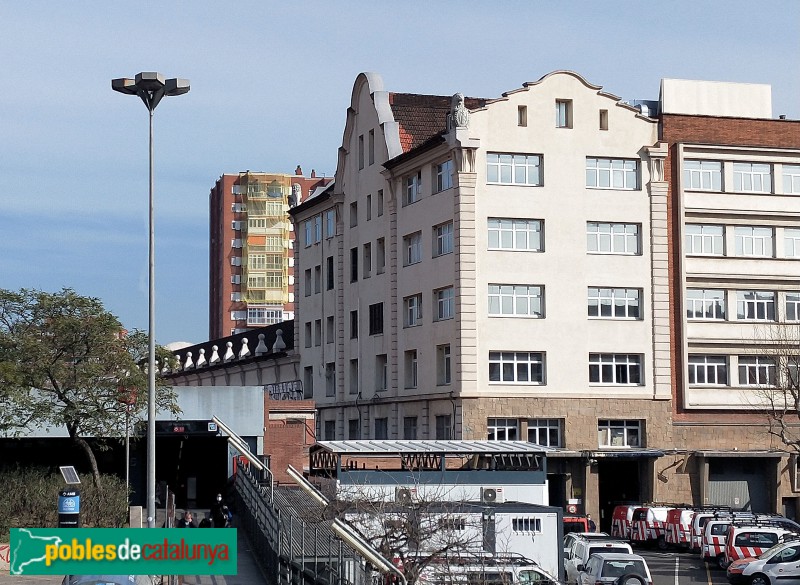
[694,450,788,458]
[592,449,665,459]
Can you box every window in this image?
[736,291,776,321]
[586,158,638,189]
[376,354,387,391]
[404,171,422,206]
[325,209,336,238]
[589,354,642,385]
[249,254,266,270]
[688,355,728,385]
[488,218,543,251]
[599,109,608,131]
[377,189,384,216]
[735,227,773,257]
[434,221,454,256]
[436,159,454,192]
[326,256,334,290]
[369,302,384,335]
[324,420,335,440]
[326,316,334,344]
[435,287,455,321]
[368,129,375,165]
[304,366,313,397]
[403,416,418,440]
[734,162,772,193]
[787,293,800,322]
[350,247,358,282]
[304,322,312,348]
[405,350,418,388]
[437,344,451,385]
[314,266,321,294]
[350,310,358,339]
[363,243,371,278]
[518,105,527,127]
[374,417,388,440]
[685,224,724,255]
[325,363,336,397]
[404,294,423,327]
[555,99,572,128]
[784,165,800,194]
[377,238,386,274]
[349,202,358,227]
[304,220,313,247]
[528,419,562,447]
[314,215,322,242]
[684,160,722,191]
[488,418,518,440]
[487,153,542,186]
[598,420,641,447]
[786,229,800,258]
[489,284,544,317]
[348,418,360,440]
[314,320,322,346]
[587,288,641,319]
[587,222,640,254]
[489,352,545,384]
[404,232,422,266]
[349,359,358,394]
[739,356,777,386]
[512,517,542,533]
[248,307,281,326]
[686,289,726,320]
[366,194,372,221]
[435,415,452,440]
[358,134,364,170]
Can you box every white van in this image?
[564,537,633,585]
[417,556,558,584]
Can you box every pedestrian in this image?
[587,513,596,532]
[211,493,232,528]
[177,510,196,528]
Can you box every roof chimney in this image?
[295,165,303,175]
[311,169,316,178]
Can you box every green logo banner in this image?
[10,528,237,575]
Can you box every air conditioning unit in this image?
[481,487,504,504]
[395,487,416,504]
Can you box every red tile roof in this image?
[388,93,486,153]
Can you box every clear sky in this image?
[2,1,798,345]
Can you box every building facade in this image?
[209,168,331,338]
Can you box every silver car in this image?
[577,552,653,585]
[727,541,800,585]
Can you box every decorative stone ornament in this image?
[449,92,470,130]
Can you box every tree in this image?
[0,288,180,487]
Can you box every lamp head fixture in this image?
[112,72,190,112]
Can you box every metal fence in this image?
[234,462,374,585]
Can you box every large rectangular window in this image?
[434,221,454,257]
[435,287,455,321]
[404,350,418,389]
[586,158,638,190]
[403,416,418,440]
[376,354,387,391]
[377,238,386,274]
[685,224,724,255]
[403,294,423,327]
[326,363,336,397]
[369,303,384,335]
[404,232,423,266]
[350,247,358,282]
[598,420,641,447]
[487,418,518,440]
[247,307,281,326]
[787,293,800,322]
[435,415,452,440]
[736,290,776,321]
[738,356,776,386]
[734,162,772,193]
[735,226,773,257]
[528,419,562,447]
[488,351,545,384]
[374,417,388,440]
[587,222,640,254]
[437,344,451,385]
[488,218,543,251]
[587,287,641,319]
[349,359,358,395]
[348,418,360,440]
[688,355,728,385]
[785,229,800,258]
[404,171,422,206]
[589,354,642,385]
[686,289,726,320]
[350,310,358,339]
[784,165,800,195]
[555,99,572,128]
[326,256,334,290]
[487,153,542,186]
[683,160,722,191]
[436,159,454,192]
[325,209,336,238]
[488,284,544,317]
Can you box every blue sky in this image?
[2,1,798,345]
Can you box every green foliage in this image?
[0,467,130,541]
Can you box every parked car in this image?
[564,515,591,535]
[691,510,729,552]
[565,536,633,585]
[725,524,800,567]
[727,540,800,585]
[664,507,694,548]
[576,552,653,585]
[611,504,639,539]
[563,531,610,556]
[630,506,671,550]
[417,555,558,585]
[703,518,736,569]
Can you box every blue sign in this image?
[58,489,80,514]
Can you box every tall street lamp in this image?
[112,72,189,528]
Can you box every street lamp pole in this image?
[112,72,189,528]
